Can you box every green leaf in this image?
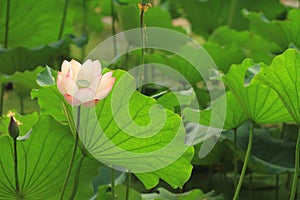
[36,66,56,87]
[1,67,42,97]
[69,0,103,32]
[178,0,286,38]
[135,147,194,189]
[0,36,87,75]
[192,142,230,166]
[96,184,142,200]
[223,59,293,124]
[183,91,247,130]
[257,48,300,123]
[142,188,225,200]
[244,9,300,49]
[31,86,67,123]
[0,115,99,199]
[32,69,194,189]
[222,122,295,174]
[207,26,281,68]
[0,0,73,48]
[157,89,196,112]
[115,50,203,85]
[145,52,203,85]
[203,42,245,74]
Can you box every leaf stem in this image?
[60,106,81,200]
[227,0,237,27]
[125,172,131,200]
[68,154,85,200]
[290,128,300,200]
[233,128,238,188]
[111,0,117,57]
[233,122,254,200]
[58,0,70,40]
[1,0,10,117]
[13,138,20,194]
[276,174,279,200]
[0,83,4,116]
[138,3,146,93]
[81,0,87,61]
[4,0,10,48]
[111,168,116,200]
[19,95,24,115]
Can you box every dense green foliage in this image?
[1,0,300,199]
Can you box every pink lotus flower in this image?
[57,59,115,107]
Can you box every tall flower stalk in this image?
[81,0,87,61]
[111,167,116,200]
[59,106,81,200]
[290,128,300,200]
[58,0,70,40]
[125,172,131,200]
[4,0,10,48]
[137,1,151,93]
[8,117,20,196]
[111,0,117,57]
[233,128,238,188]
[233,122,254,200]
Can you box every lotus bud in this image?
[8,117,19,139]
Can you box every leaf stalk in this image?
[60,106,81,200]
[290,128,300,200]
[233,122,254,200]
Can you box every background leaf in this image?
[245,9,300,50]
[0,0,73,48]
[177,0,286,38]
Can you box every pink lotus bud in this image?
[57,59,115,107]
[8,117,19,139]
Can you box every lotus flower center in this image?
[76,79,90,88]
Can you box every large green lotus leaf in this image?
[177,0,286,38]
[32,69,193,189]
[221,122,295,174]
[208,26,281,65]
[135,147,193,189]
[183,91,247,130]
[0,115,99,199]
[257,48,300,124]
[245,9,300,49]
[0,0,73,48]
[142,188,225,200]
[223,59,292,124]
[0,35,87,75]
[0,111,38,137]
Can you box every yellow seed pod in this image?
[138,3,152,14]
